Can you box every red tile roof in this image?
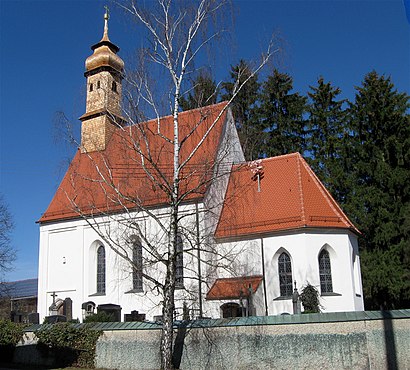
[214,153,359,239]
[39,102,229,223]
[206,275,263,300]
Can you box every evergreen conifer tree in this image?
[221,60,261,160]
[348,71,410,309]
[258,69,307,157]
[180,72,218,110]
[306,77,348,202]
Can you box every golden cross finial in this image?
[102,5,110,40]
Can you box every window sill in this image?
[175,285,185,290]
[321,292,342,297]
[273,296,292,301]
[125,289,144,294]
[89,292,106,297]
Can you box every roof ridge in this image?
[232,152,300,170]
[2,278,38,284]
[213,275,263,282]
[133,101,229,129]
[298,155,359,233]
[296,154,307,225]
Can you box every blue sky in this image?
[0,0,409,281]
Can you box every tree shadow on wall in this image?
[382,310,398,370]
[172,320,189,370]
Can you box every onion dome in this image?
[85,8,124,73]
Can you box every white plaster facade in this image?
[38,210,364,322]
[205,230,364,318]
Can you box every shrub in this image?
[300,283,321,313]
[0,319,25,362]
[35,322,102,368]
[0,319,25,346]
[83,311,116,323]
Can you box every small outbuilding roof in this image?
[206,275,263,300]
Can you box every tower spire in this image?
[102,5,110,42]
[80,6,125,153]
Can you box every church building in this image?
[37,13,364,323]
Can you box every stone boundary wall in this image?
[12,310,410,370]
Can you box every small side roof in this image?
[0,278,38,299]
[215,153,358,239]
[206,275,263,300]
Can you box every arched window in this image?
[89,83,93,92]
[319,249,333,293]
[112,81,117,93]
[175,234,183,288]
[97,80,101,89]
[97,245,106,294]
[278,252,292,297]
[132,238,143,291]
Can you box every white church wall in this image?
[39,194,364,322]
[38,221,85,321]
[208,229,364,318]
[38,202,211,322]
[263,230,364,314]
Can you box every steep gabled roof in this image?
[215,153,358,239]
[39,102,229,223]
[206,275,263,300]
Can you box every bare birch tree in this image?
[0,194,15,295]
[60,1,275,368]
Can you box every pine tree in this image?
[306,77,348,202]
[258,69,307,157]
[221,60,262,160]
[180,72,218,111]
[347,71,410,309]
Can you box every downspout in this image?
[196,202,203,318]
[261,237,269,316]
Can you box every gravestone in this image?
[124,310,146,322]
[97,304,121,322]
[44,315,67,324]
[63,297,72,321]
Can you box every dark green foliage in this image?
[0,319,25,362]
[306,77,348,202]
[0,319,25,346]
[300,283,321,313]
[345,71,410,309]
[35,322,102,368]
[180,72,218,111]
[258,69,307,157]
[83,311,116,323]
[221,60,262,160]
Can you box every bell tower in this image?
[79,7,125,153]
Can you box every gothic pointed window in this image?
[319,250,333,293]
[97,245,106,294]
[132,237,143,292]
[175,234,184,288]
[278,252,292,297]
